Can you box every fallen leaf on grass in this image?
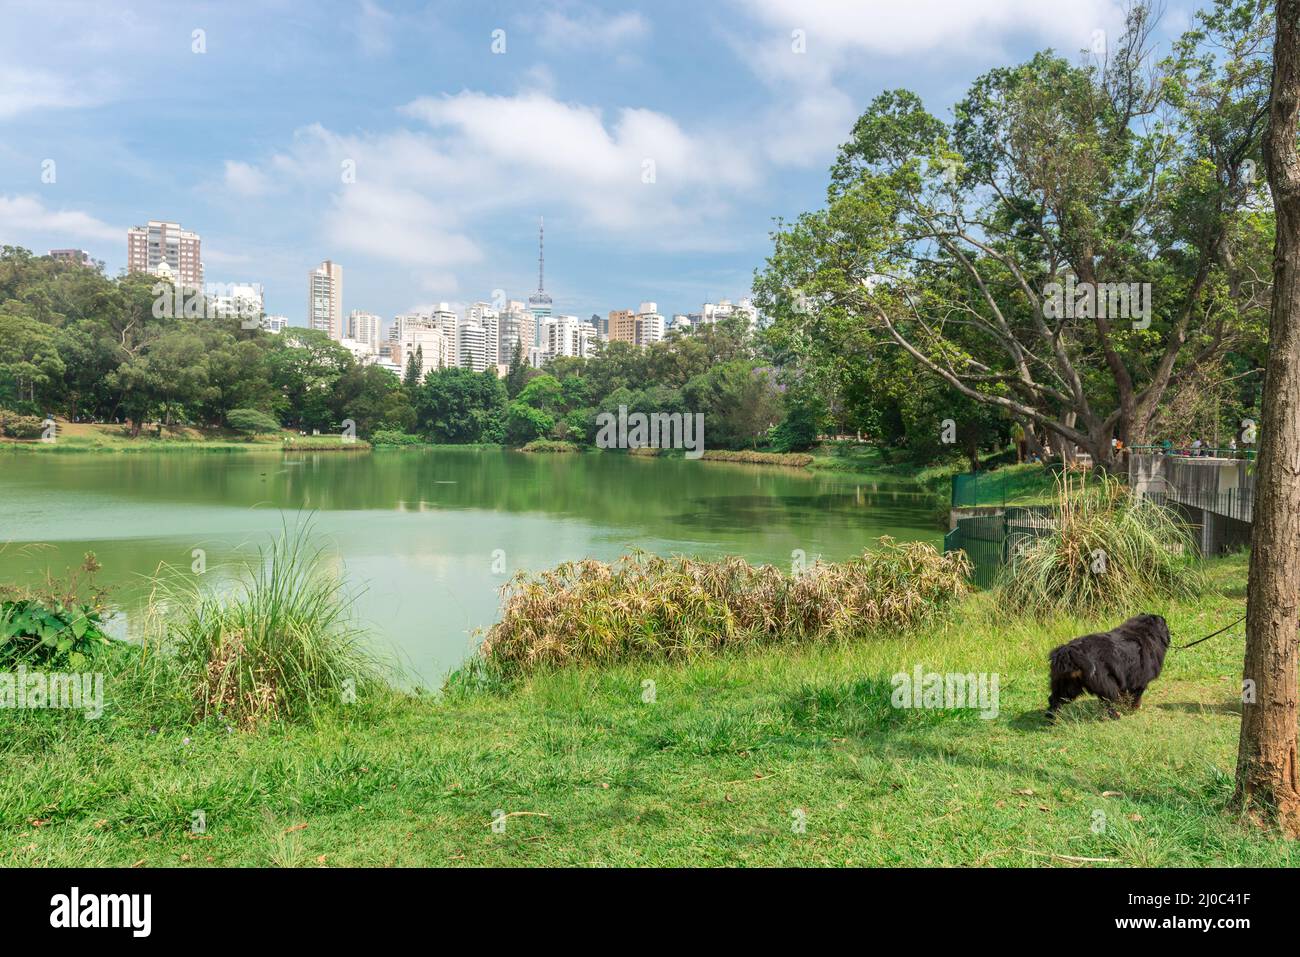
[1101,791,1122,798]
[283,823,308,834]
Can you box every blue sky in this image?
[1,0,1205,325]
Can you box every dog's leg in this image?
[1129,687,1145,711]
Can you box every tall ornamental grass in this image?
[998,472,1203,616]
[478,539,970,677]
[150,525,381,727]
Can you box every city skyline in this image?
[0,0,1207,324]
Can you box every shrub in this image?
[156,525,382,727]
[0,553,112,668]
[370,430,422,446]
[997,473,1203,616]
[520,439,580,453]
[506,401,554,445]
[478,539,970,678]
[0,410,47,439]
[226,408,281,437]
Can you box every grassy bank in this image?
[2,551,1289,867]
[1,420,370,453]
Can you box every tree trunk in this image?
[1234,0,1300,837]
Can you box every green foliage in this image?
[415,367,506,443]
[0,409,46,438]
[505,400,555,445]
[683,360,784,449]
[519,439,581,453]
[225,408,281,436]
[753,2,1272,468]
[0,598,111,669]
[770,387,825,452]
[0,553,113,668]
[369,430,423,446]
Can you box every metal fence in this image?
[945,505,1058,588]
[951,471,1007,508]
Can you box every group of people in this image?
[1154,437,1238,457]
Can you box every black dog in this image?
[1046,614,1170,721]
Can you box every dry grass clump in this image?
[478,539,970,677]
[699,450,814,467]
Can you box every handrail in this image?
[1127,445,1256,460]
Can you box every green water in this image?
[0,448,940,684]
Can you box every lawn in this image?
[2,552,1290,867]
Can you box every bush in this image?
[0,410,47,439]
[226,408,281,437]
[998,473,1203,616]
[478,539,970,677]
[0,553,113,668]
[156,525,382,727]
[520,439,580,453]
[370,430,422,446]
[506,401,554,445]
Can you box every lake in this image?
[0,449,940,685]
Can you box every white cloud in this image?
[0,194,120,244]
[328,183,482,268]
[399,91,759,242]
[356,0,395,57]
[223,160,271,197]
[737,0,1122,57]
[531,8,650,51]
[729,0,1125,169]
[234,89,761,282]
[0,67,99,120]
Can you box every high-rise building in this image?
[48,249,92,267]
[308,260,343,339]
[527,217,553,343]
[127,220,203,288]
[210,282,264,323]
[542,315,599,360]
[608,309,637,344]
[499,299,535,363]
[637,302,665,345]
[699,297,759,330]
[264,315,289,334]
[458,322,492,372]
[348,311,383,351]
[467,301,500,368]
[397,324,453,379]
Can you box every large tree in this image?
[1235,0,1300,837]
[757,1,1273,469]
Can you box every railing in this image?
[951,472,1006,508]
[1126,444,1256,460]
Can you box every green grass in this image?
[1,551,1290,867]
[0,420,370,453]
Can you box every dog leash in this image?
[1176,613,1247,650]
